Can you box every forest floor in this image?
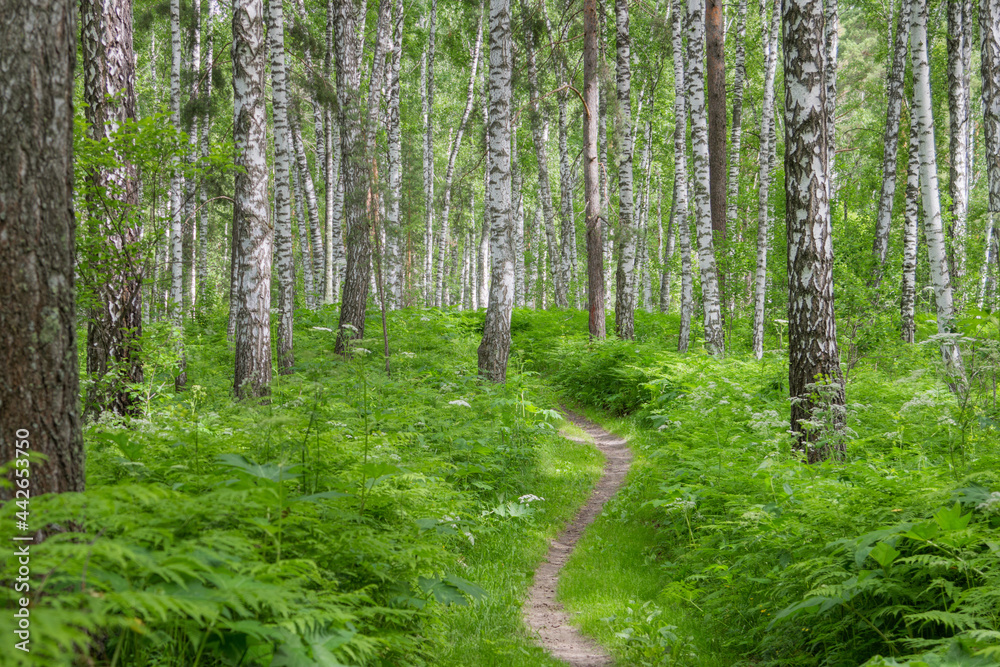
[523,409,633,666]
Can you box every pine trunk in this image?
[0,0,85,496]
[334,0,370,354]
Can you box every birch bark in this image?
[232,0,273,399]
[752,0,780,359]
[614,0,637,339]
[901,124,920,343]
[584,0,605,338]
[672,0,693,352]
[784,0,845,460]
[871,0,913,281]
[386,0,404,309]
[724,0,747,245]
[478,0,515,382]
[947,0,969,287]
[912,0,963,376]
[268,0,294,373]
[422,0,438,305]
[686,0,724,354]
[982,0,1000,217]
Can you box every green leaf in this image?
[933,503,972,532]
[869,542,901,570]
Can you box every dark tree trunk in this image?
[0,0,85,496]
[333,0,370,355]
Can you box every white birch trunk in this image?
[385,0,404,309]
[752,0,779,360]
[901,124,920,343]
[982,0,1000,217]
[871,0,913,280]
[232,0,273,398]
[186,0,201,314]
[724,0,747,244]
[478,0,514,382]
[911,0,964,375]
[422,1,438,305]
[947,0,969,288]
[292,119,326,307]
[268,0,294,373]
[614,0,637,338]
[686,0,724,354]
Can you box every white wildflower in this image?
[518,494,545,504]
[311,326,333,332]
[448,400,471,408]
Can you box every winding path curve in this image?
[522,409,633,666]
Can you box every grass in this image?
[436,412,605,666]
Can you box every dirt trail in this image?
[522,408,633,667]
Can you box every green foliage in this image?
[519,310,1000,667]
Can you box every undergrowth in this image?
[516,308,1000,667]
[0,306,591,666]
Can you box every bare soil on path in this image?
[522,408,633,667]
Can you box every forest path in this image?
[522,408,633,666]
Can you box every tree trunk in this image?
[81,0,144,417]
[871,0,913,282]
[911,0,963,375]
[785,0,846,461]
[291,118,326,309]
[901,124,920,343]
[293,151,317,308]
[268,0,294,373]
[659,177,675,312]
[947,0,969,289]
[422,0,438,305]
[724,0,747,254]
[185,0,201,314]
[170,0,187,388]
[521,0,563,306]
[706,0,727,307]
[386,0,404,309]
[324,0,338,304]
[478,0,514,382]
[514,129,526,306]
[686,0,724,354]
[558,90,574,308]
[0,0,85,497]
[334,0,370,354]
[198,0,219,304]
[438,9,484,308]
[232,0,272,399]
[584,0,605,338]
[983,0,1000,219]
[614,0,637,339]
[672,0,693,352]
[752,0,780,360]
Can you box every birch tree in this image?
[901,125,920,343]
[478,0,515,382]
[438,7,484,307]
[81,0,144,416]
[0,0,85,496]
[752,0,780,360]
[983,0,1000,234]
[672,0,693,352]
[268,0,294,373]
[784,0,845,461]
[584,0,605,338]
[911,0,963,376]
[185,0,201,312]
[170,0,186,388]
[422,0,438,304]
[871,0,913,280]
[614,0,637,339]
[198,0,220,301]
[724,0,747,246]
[686,0,724,355]
[292,118,326,307]
[386,0,404,309]
[232,0,273,399]
[946,0,970,286]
